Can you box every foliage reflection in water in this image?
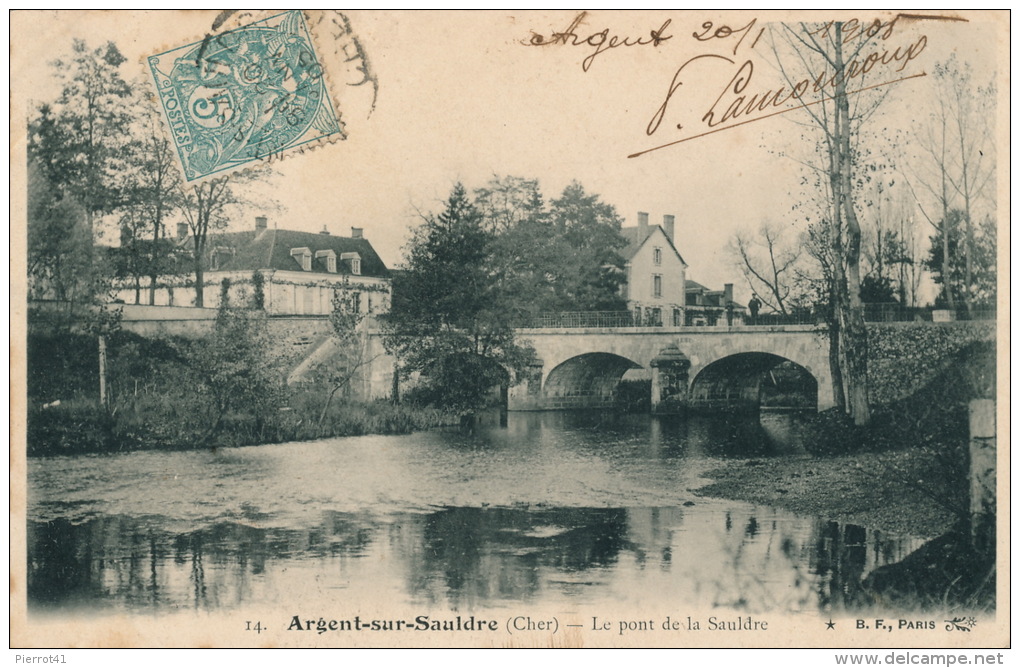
[28,411,924,615]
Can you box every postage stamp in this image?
[147,10,344,183]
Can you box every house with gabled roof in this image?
[685,279,747,326]
[115,216,391,316]
[620,212,687,326]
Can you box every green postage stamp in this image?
[147,10,343,183]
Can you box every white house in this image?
[113,216,391,317]
[620,212,687,326]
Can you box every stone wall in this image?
[867,322,995,405]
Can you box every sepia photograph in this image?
[9,10,1009,650]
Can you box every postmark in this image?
[147,10,344,183]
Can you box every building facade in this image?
[113,216,391,317]
[620,212,687,326]
[685,280,747,326]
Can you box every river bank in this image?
[698,338,996,539]
[694,448,957,538]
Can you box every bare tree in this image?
[731,222,803,315]
[943,57,996,314]
[769,20,897,424]
[906,56,995,312]
[179,170,268,307]
[133,100,183,306]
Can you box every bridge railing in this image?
[520,311,638,328]
[514,306,996,329]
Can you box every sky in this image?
[11,10,1004,305]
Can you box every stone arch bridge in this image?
[508,325,834,412]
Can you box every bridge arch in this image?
[542,352,642,410]
[689,352,818,411]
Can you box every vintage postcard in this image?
[10,10,1009,651]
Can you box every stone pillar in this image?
[507,357,544,411]
[650,344,691,413]
[969,399,995,555]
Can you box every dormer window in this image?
[290,247,312,271]
[316,249,337,273]
[210,246,234,271]
[341,252,361,275]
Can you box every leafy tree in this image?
[385,183,532,411]
[548,181,628,311]
[189,302,283,444]
[858,275,897,304]
[475,177,631,317]
[27,162,96,304]
[29,40,134,235]
[27,39,136,326]
[479,176,565,318]
[925,211,996,309]
[316,283,375,434]
[474,175,544,234]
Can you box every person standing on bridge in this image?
[748,296,761,325]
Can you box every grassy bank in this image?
[26,328,460,456]
[27,395,459,456]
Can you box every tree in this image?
[118,97,185,305]
[28,39,136,319]
[479,176,564,318]
[925,210,996,309]
[29,40,134,237]
[479,176,630,317]
[731,222,804,315]
[800,219,846,410]
[548,181,629,311]
[179,171,264,306]
[190,301,282,444]
[474,175,544,234]
[860,180,918,306]
[384,183,533,411]
[858,275,896,304]
[27,161,97,306]
[907,56,996,313]
[769,21,893,425]
[316,282,374,434]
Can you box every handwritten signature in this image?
[525,11,673,72]
[523,13,934,157]
[636,17,929,157]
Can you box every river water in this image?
[27,411,924,618]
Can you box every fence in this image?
[517,306,996,329]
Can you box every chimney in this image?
[724,283,734,304]
[637,211,649,233]
[320,225,331,235]
[255,216,268,231]
[351,227,363,239]
[663,214,675,242]
[176,222,188,240]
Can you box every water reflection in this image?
[28,411,926,616]
[29,506,922,614]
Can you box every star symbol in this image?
[826,619,836,629]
